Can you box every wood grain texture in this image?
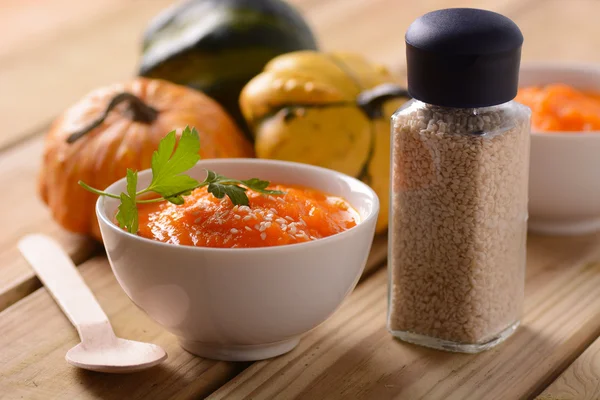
[0,0,123,60]
[536,337,600,400]
[0,257,247,400]
[0,0,176,151]
[291,0,528,71]
[208,234,600,400]
[0,0,529,151]
[516,0,600,64]
[0,138,97,311]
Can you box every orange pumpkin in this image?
[39,77,253,240]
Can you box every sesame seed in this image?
[277,197,285,203]
[275,218,287,224]
[245,226,252,232]
[260,232,267,240]
[194,217,202,223]
[270,208,277,214]
[234,214,241,220]
[254,224,260,230]
[289,225,297,234]
[259,224,267,232]
[281,225,288,232]
[285,216,294,222]
[268,195,275,201]
[233,205,239,212]
[243,215,252,221]
[230,228,239,234]
[239,206,251,212]
[264,222,272,228]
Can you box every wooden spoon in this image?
[18,234,167,373]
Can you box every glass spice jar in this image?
[388,8,531,353]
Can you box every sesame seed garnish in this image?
[260,232,267,240]
[270,208,277,214]
[234,214,241,220]
[277,197,285,203]
[281,224,288,232]
[268,195,275,201]
[245,226,252,232]
[233,205,239,212]
[275,218,287,224]
[243,215,252,221]
[285,216,294,222]
[254,224,260,230]
[239,206,251,213]
[230,228,239,234]
[289,225,297,234]
[259,224,267,232]
[194,217,202,223]
[264,222,272,228]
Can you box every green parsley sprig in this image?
[79,126,285,233]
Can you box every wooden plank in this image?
[516,0,600,64]
[0,137,97,311]
[536,337,600,400]
[0,0,123,60]
[0,256,247,400]
[207,234,600,400]
[292,0,533,72]
[0,0,175,150]
[0,0,530,151]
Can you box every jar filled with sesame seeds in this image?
[388,8,531,353]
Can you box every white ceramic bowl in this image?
[96,159,379,361]
[520,63,600,235]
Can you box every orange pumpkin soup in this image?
[136,184,359,248]
[516,84,600,132]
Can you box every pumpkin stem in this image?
[66,92,158,143]
[357,84,410,119]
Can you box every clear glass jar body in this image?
[388,99,531,353]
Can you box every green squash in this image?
[138,0,318,135]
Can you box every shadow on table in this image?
[294,325,557,400]
[74,358,247,400]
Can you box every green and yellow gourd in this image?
[139,0,318,134]
[240,51,410,233]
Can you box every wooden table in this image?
[1,0,599,399]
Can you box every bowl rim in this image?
[519,61,600,137]
[95,158,380,254]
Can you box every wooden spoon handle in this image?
[18,234,110,330]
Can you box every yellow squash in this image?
[240,51,409,232]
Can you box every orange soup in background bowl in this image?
[519,63,600,235]
[96,158,379,361]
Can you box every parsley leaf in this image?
[115,169,139,233]
[148,127,200,198]
[79,126,286,234]
[242,178,286,195]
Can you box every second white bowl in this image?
[520,63,600,235]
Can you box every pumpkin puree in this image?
[516,84,600,131]
[136,184,358,248]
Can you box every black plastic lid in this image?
[405,8,523,108]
